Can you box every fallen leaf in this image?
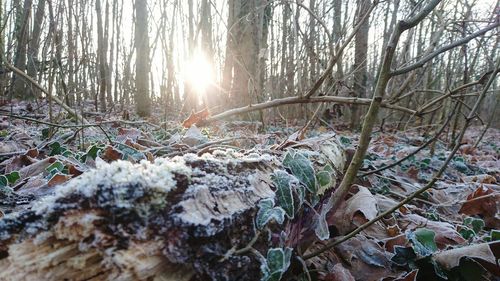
[47,173,72,187]
[323,263,355,281]
[334,235,399,280]
[101,145,123,162]
[182,108,210,128]
[459,185,498,218]
[433,241,499,275]
[399,214,466,248]
[182,125,208,147]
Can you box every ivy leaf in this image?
[490,230,500,241]
[4,171,20,185]
[0,175,8,188]
[463,217,484,234]
[419,158,431,169]
[452,160,469,173]
[261,247,292,281]
[316,170,331,187]
[115,143,145,161]
[256,198,285,229]
[339,136,351,146]
[282,150,316,193]
[49,142,66,156]
[87,144,104,159]
[391,246,417,266]
[408,228,438,257]
[272,171,295,219]
[46,161,65,174]
[314,209,330,241]
[459,227,476,240]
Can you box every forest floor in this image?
[0,99,499,280]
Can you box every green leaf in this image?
[419,158,431,169]
[391,246,417,266]
[4,171,20,185]
[282,150,316,193]
[46,161,65,174]
[256,198,285,229]
[49,142,66,156]
[464,217,484,234]
[0,175,8,188]
[409,228,438,257]
[62,150,74,157]
[41,128,50,139]
[459,227,476,240]
[86,144,104,159]
[115,143,145,161]
[261,248,292,281]
[272,171,295,218]
[339,136,351,146]
[424,212,440,221]
[314,210,329,240]
[490,230,500,241]
[453,161,469,173]
[316,171,331,187]
[323,164,334,173]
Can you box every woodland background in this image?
[0,0,499,280]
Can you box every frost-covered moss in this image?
[34,157,192,215]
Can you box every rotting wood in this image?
[0,134,345,281]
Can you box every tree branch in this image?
[304,58,500,260]
[304,0,378,98]
[391,23,499,76]
[3,61,90,125]
[323,0,442,217]
[205,95,416,123]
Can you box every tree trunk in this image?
[134,0,151,117]
[11,0,33,99]
[350,0,371,130]
[96,0,107,112]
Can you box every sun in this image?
[184,51,213,101]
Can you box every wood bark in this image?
[95,0,108,112]
[0,136,346,281]
[134,0,151,116]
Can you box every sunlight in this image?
[184,51,213,102]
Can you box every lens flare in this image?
[184,51,213,100]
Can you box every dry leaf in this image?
[433,241,499,275]
[182,108,210,128]
[323,263,355,281]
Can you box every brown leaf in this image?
[433,241,499,275]
[18,157,55,178]
[25,148,39,158]
[101,146,123,162]
[117,128,143,142]
[68,165,84,177]
[462,175,496,184]
[334,235,399,280]
[332,186,378,235]
[4,155,37,174]
[383,234,409,252]
[125,139,147,151]
[182,108,210,128]
[323,263,355,281]
[399,214,466,248]
[48,173,72,187]
[459,185,498,218]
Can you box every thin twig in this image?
[361,102,456,177]
[303,56,499,261]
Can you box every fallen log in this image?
[0,134,345,281]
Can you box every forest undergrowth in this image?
[0,100,499,281]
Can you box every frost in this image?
[33,157,192,214]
